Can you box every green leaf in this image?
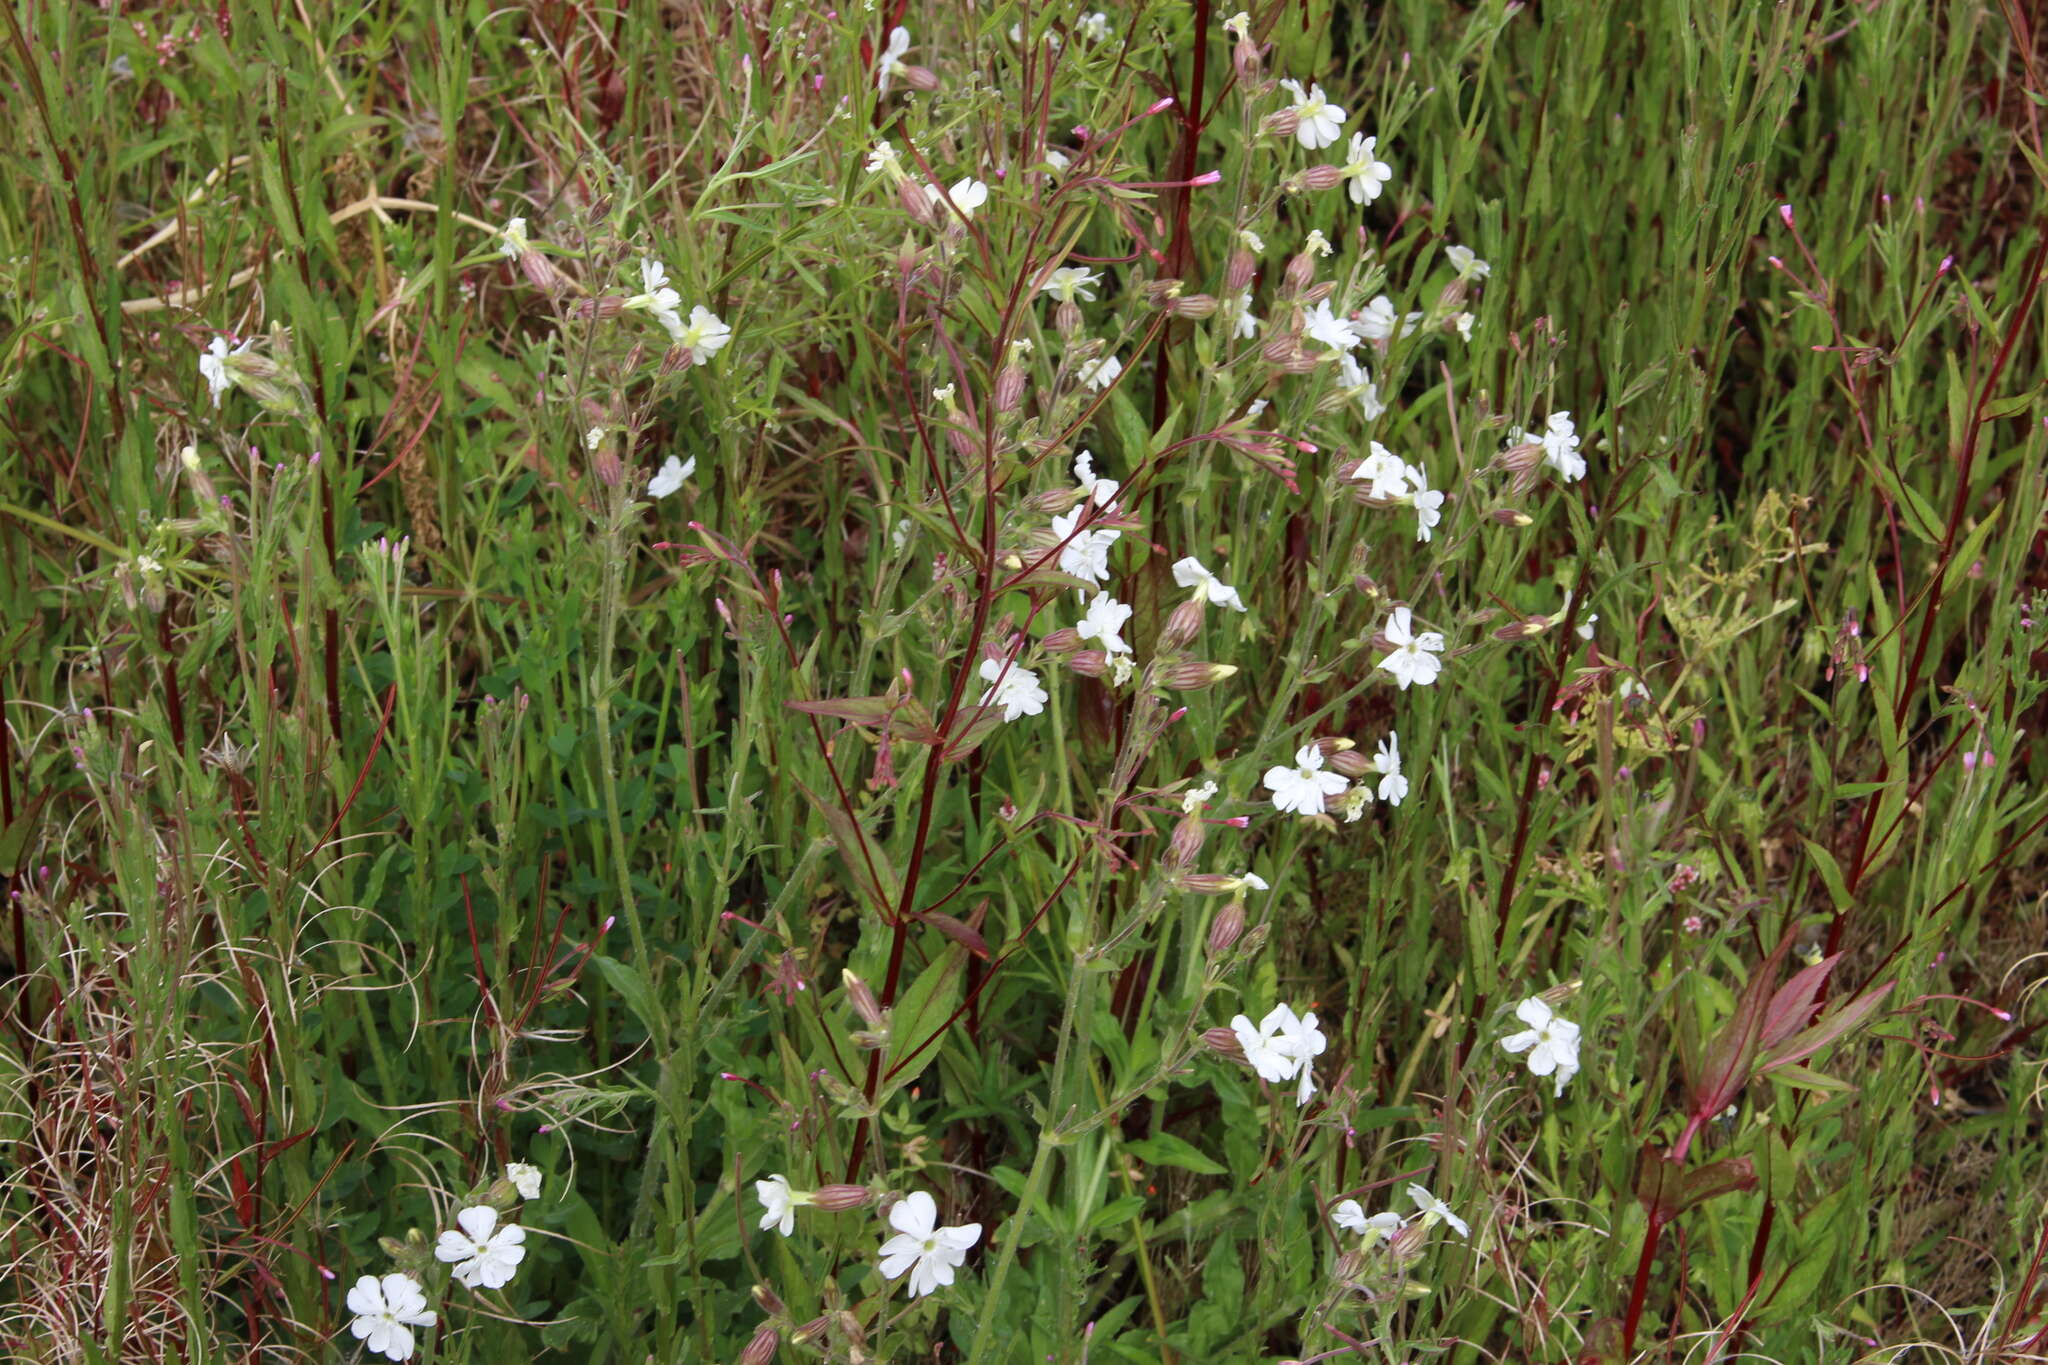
[1125,1133,1227,1176]
[1087,1193,1149,1233]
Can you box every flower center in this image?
[921,1237,938,1252]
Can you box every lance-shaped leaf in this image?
[796,781,898,918]
[1758,953,1841,1052]
[1688,928,1797,1120]
[1675,1155,1757,1214]
[1758,978,1895,1074]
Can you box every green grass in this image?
[2,1,2046,1361]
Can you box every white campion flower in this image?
[878,1191,982,1298]
[1051,506,1119,583]
[1044,147,1073,173]
[865,139,904,180]
[434,1205,527,1290]
[1172,555,1247,612]
[1223,11,1252,41]
[1445,244,1491,281]
[1302,228,1334,258]
[198,336,249,407]
[1339,133,1393,204]
[498,216,530,259]
[977,657,1050,722]
[1077,352,1123,391]
[1041,266,1102,303]
[1539,411,1586,482]
[1077,10,1111,42]
[1182,779,1217,812]
[1221,290,1260,340]
[1353,442,1412,500]
[1331,1200,1406,1245]
[1333,786,1372,822]
[1407,464,1444,542]
[1378,606,1445,689]
[1073,449,1119,506]
[1336,353,1385,420]
[1238,871,1270,891]
[1076,592,1134,654]
[1372,732,1408,806]
[675,306,731,365]
[505,1162,543,1201]
[1278,79,1347,149]
[1407,1184,1471,1240]
[624,258,685,340]
[1229,1003,1328,1106]
[647,455,695,499]
[756,1174,813,1236]
[346,1273,437,1362]
[1501,996,1582,1096]
[925,177,990,220]
[1237,227,1266,253]
[1303,299,1361,353]
[1454,311,1477,342]
[1263,743,1349,817]
[1355,294,1423,343]
[875,26,912,94]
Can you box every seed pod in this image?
[1232,34,1265,87]
[897,177,935,225]
[1066,649,1108,678]
[1054,299,1083,337]
[994,363,1026,413]
[1282,250,1316,295]
[899,64,939,92]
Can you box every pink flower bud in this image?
[739,1322,781,1365]
[1167,811,1207,870]
[811,1184,875,1211]
[1225,249,1257,293]
[1203,1027,1246,1060]
[1207,901,1246,956]
[1161,660,1238,690]
[1260,108,1299,140]
[1295,165,1345,192]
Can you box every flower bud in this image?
[1292,165,1346,193]
[1054,299,1083,337]
[897,176,935,225]
[1040,627,1082,653]
[1494,440,1546,474]
[811,1185,875,1211]
[1259,108,1300,141]
[1203,1027,1246,1061]
[519,250,565,295]
[1261,336,1315,373]
[1326,748,1373,778]
[899,64,939,92]
[946,421,981,461]
[592,444,625,488]
[1066,649,1108,678]
[844,971,884,1029]
[752,1283,786,1315]
[1180,873,1245,895]
[1492,615,1551,641]
[1225,249,1258,293]
[1161,661,1238,691]
[739,1323,781,1365]
[791,1317,830,1347]
[1490,507,1534,527]
[1208,901,1245,956]
[1168,293,1219,319]
[1166,810,1207,870]
[577,295,628,321]
[994,363,1026,413]
[1158,597,1206,650]
[1282,250,1316,295]
[1232,35,1265,88]
[1141,279,1185,307]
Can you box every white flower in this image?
[1407,1184,1470,1240]
[346,1273,436,1362]
[1077,352,1123,391]
[878,1191,982,1298]
[1264,743,1349,817]
[624,259,686,339]
[1237,227,1265,253]
[1303,228,1334,258]
[1408,465,1444,542]
[1076,592,1134,654]
[1239,872,1269,891]
[1172,555,1247,612]
[676,306,731,365]
[434,1205,527,1291]
[1336,353,1385,420]
[1372,732,1408,806]
[1041,266,1102,303]
[977,657,1050,722]
[585,426,608,452]
[1221,290,1261,339]
[134,554,163,576]
[1279,79,1347,150]
[1453,311,1476,342]
[756,1173,812,1236]
[1182,779,1217,813]
[1445,244,1490,281]
[1303,299,1361,353]
[1356,294,1423,343]
[1109,653,1135,687]
[1223,11,1252,41]
[1501,996,1582,1096]
[198,337,247,406]
[505,1162,543,1201]
[1229,1003,1328,1106]
[1073,449,1119,506]
[1378,606,1445,690]
[925,178,989,220]
[1333,786,1372,822]
[1051,506,1119,583]
[1331,1201,1405,1245]
[499,216,530,259]
[647,455,695,499]
[865,139,904,180]
[875,26,911,94]
[1353,442,1413,499]
[1339,133,1392,204]
[1044,147,1073,173]
[1078,11,1112,42]
[1539,411,1585,482]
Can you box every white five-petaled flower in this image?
[875,26,912,94]
[1337,353,1385,420]
[346,1273,437,1362]
[675,306,731,365]
[1041,266,1102,303]
[1076,592,1134,654]
[1051,506,1119,583]
[1539,411,1585,482]
[977,657,1050,722]
[865,139,904,180]
[925,177,989,220]
[1407,464,1444,542]
[756,1173,813,1236]
[624,258,684,339]
[1331,1200,1406,1245]
[1339,133,1393,205]
[498,216,530,259]
[647,455,695,499]
[1264,743,1349,817]
[1302,229,1334,258]
[1378,606,1445,690]
[434,1205,527,1290]
[878,1191,982,1298]
[1077,352,1123,391]
[1182,779,1218,813]
[1073,449,1119,506]
[1354,441,1413,500]
[1355,294,1423,343]
[1077,10,1111,42]
[1372,732,1408,806]
[1407,1183,1470,1240]
[1221,290,1261,340]
[1279,79,1347,150]
[505,1162,543,1201]
[1501,995,1582,1096]
[1172,555,1247,611]
[1454,311,1477,342]
[1303,299,1361,353]
[1446,244,1491,281]
[1229,1002,1328,1106]
[198,336,248,407]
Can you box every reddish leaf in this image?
[1759,954,1841,1052]
[1690,928,1797,1119]
[1760,979,1896,1073]
[913,911,991,960]
[227,1158,256,1229]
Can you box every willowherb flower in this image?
[1041,266,1102,303]
[1406,1184,1470,1239]
[647,455,695,499]
[1278,79,1347,149]
[434,1205,527,1290]
[1372,732,1408,806]
[1264,743,1349,817]
[1076,592,1134,655]
[1077,352,1123,391]
[505,1162,543,1201]
[1332,1200,1406,1245]
[1336,353,1385,420]
[1229,1002,1328,1106]
[1355,294,1423,343]
[675,306,731,365]
[346,1273,437,1362]
[877,1191,982,1298]
[1303,299,1361,353]
[1172,555,1248,611]
[498,216,531,259]
[925,177,989,220]
[756,1173,815,1236]
[875,26,912,94]
[977,657,1050,722]
[1445,244,1491,281]
[1051,506,1120,583]
[1378,606,1444,690]
[1339,133,1393,204]
[1500,995,1581,1096]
